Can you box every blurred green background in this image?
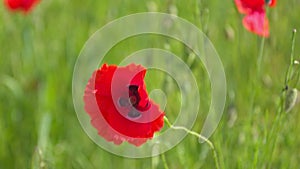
[1,0,300,168]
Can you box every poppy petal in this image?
[235,0,265,14]
[4,0,40,13]
[84,64,165,146]
[234,0,250,14]
[242,9,269,37]
[4,0,22,10]
[268,0,276,7]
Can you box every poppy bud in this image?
[285,88,298,113]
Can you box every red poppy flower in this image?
[235,0,276,37]
[84,64,165,146]
[4,0,40,13]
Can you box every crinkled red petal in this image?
[84,64,164,146]
[235,0,265,14]
[4,0,40,13]
[242,9,269,37]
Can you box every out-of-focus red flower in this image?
[84,64,165,146]
[235,0,276,37]
[4,0,40,13]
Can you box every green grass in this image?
[1,0,300,168]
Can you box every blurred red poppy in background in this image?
[235,0,276,37]
[4,0,40,13]
[84,64,164,146]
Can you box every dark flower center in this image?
[127,109,141,118]
[128,85,140,107]
[265,0,271,5]
[118,85,142,119]
[118,97,130,107]
[118,85,141,107]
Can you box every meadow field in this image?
[1,0,300,169]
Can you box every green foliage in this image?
[1,0,300,168]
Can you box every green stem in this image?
[265,95,285,168]
[164,117,220,169]
[265,29,297,168]
[161,153,169,169]
[256,36,265,77]
[284,29,297,86]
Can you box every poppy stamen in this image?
[129,96,138,106]
[129,85,140,107]
[128,109,141,119]
[118,97,130,107]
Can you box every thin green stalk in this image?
[256,7,270,77]
[265,29,297,168]
[164,117,220,169]
[267,110,285,169]
[284,29,297,86]
[250,35,265,168]
[256,36,266,77]
[161,153,169,169]
[265,95,285,168]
